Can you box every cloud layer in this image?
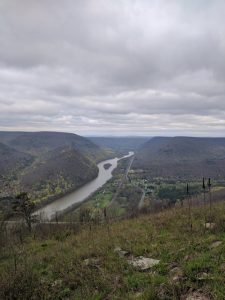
[1,0,225,136]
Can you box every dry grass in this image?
[0,202,225,299]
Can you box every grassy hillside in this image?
[0,201,224,299]
[134,137,225,179]
[0,131,113,204]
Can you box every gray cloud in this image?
[0,0,225,136]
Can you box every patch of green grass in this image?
[1,202,225,299]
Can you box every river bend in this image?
[35,151,134,220]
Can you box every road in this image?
[3,220,81,230]
[125,155,134,181]
[108,153,135,208]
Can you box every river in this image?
[34,151,134,220]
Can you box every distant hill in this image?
[1,131,111,162]
[20,146,99,202]
[134,136,225,179]
[0,131,112,203]
[0,131,26,144]
[0,142,33,177]
[88,136,150,155]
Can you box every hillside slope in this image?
[1,201,224,299]
[0,131,111,203]
[0,132,26,144]
[134,137,225,179]
[20,147,98,201]
[1,131,111,162]
[0,142,33,177]
[20,146,99,202]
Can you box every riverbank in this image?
[34,152,134,220]
[33,170,99,213]
[62,153,138,222]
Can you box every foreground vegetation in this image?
[0,201,224,299]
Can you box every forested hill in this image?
[0,131,112,162]
[0,131,112,204]
[133,136,225,179]
[0,142,34,177]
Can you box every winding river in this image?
[35,151,134,220]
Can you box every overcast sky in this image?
[0,0,225,136]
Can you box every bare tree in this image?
[187,183,192,231]
[79,205,92,224]
[13,192,35,232]
[202,177,206,228]
[208,178,212,225]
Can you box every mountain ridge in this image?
[0,131,112,203]
[134,136,225,179]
